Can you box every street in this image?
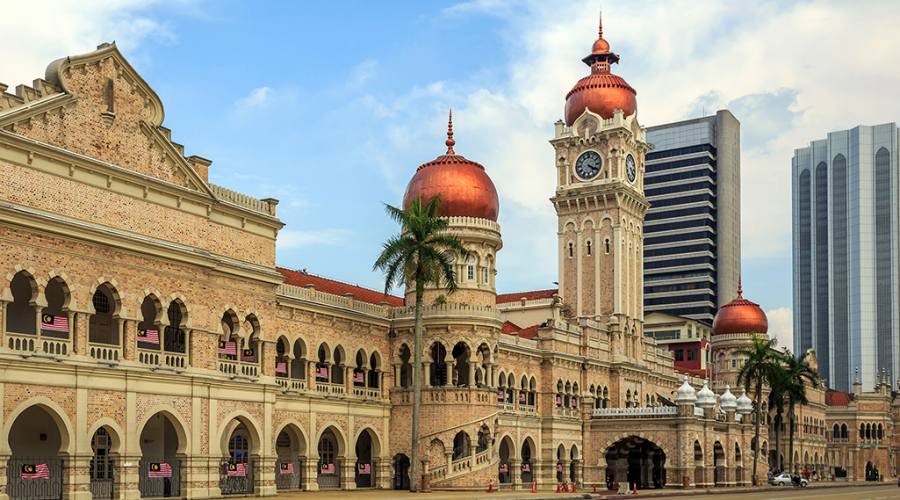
[661,484,900,500]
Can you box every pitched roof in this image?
[277,267,404,306]
[825,390,852,407]
[501,320,539,340]
[496,289,558,304]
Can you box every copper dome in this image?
[402,112,499,221]
[712,282,769,335]
[564,15,637,125]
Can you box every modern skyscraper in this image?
[643,111,742,325]
[793,123,899,391]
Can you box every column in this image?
[575,229,582,316]
[511,459,521,490]
[467,362,475,388]
[307,361,317,391]
[613,225,622,314]
[73,311,89,355]
[340,456,355,490]
[422,362,431,388]
[122,319,137,361]
[345,366,353,394]
[303,457,319,491]
[446,360,455,387]
[0,299,6,348]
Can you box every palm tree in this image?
[784,351,820,474]
[737,335,783,485]
[767,363,788,471]
[374,196,468,492]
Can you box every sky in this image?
[4,0,900,351]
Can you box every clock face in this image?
[575,151,602,180]
[625,154,637,183]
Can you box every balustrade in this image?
[89,343,121,363]
[5,332,70,357]
[137,348,187,370]
[218,359,259,378]
[315,382,346,396]
[276,378,307,391]
[592,406,677,419]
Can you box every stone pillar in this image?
[446,360,455,387]
[511,459,521,490]
[307,361,317,391]
[422,362,431,387]
[0,300,6,349]
[73,311,89,355]
[120,453,143,500]
[377,458,391,489]
[255,454,277,496]
[345,366,354,394]
[303,457,318,491]
[467,362,475,388]
[340,457,355,490]
[122,319,137,361]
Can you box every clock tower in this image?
[551,16,649,358]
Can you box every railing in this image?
[218,359,259,378]
[275,459,302,491]
[210,183,273,215]
[278,284,390,317]
[352,387,381,399]
[139,457,181,498]
[592,406,677,419]
[219,460,254,495]
[5,332,70,357]
[137,348,187,370]
[555,407,579,418]
[427,465,447,482]
[7,456,63,500]
[276,378,307,391]
[315,382,346,396]
[520,404,537,415]
[500,403,516,412]
[89,343,121,363]
[450,456,472,474]
[391,303,502,322]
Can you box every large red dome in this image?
[402,113,499,221]
[712,283,768,335]
[564,16,637,126]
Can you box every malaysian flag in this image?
[226,462,247,477]
[353,371,365,384]
[279,462,294,475]
[40,314,69,333]
[497,390,505,402]
[519,391,527,404]
[521,463,531,473]
[555,395,562,407]
[316,366,329,380]
[148,462,172,478]
[498,463,509,473]
[20,464,49,480]
[357,463,371,474]
[275,361,287,374]
[241,348,256,362]
[138,328,160,345]
[320,463,335,474]
[571,396,578,408]
[218,340,237,356]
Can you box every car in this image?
[769,472,808,487]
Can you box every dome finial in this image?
[598,10,603,38]
[445,109,456,155]
[737,275,743,298]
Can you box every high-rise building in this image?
[642,111,742,325]
[792,123,899,391]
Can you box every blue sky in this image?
[5,0,900,349]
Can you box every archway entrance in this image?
[7,405,67,500]
[317,428,341,489]
[90,427,118,499]
[275,426,305,491]
[220,421,255,495]
[498,437,512,485]
[354,429,378,488]
[393,454,410,490]
[139,413,182,498]
[713,442,725,486]
[605,437,666,490]
[520,438,534,485]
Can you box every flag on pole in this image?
[138,328,160,345]
[218,340,237,356]
[40,314,69,333]
[320,463,335,474]
[497,390,505,402]
[241,348,256,362]
[226,462,247,477]
[358,463,371,474]
[275,361,288,374]
[353,371,365,384]
[316,366,329,380]
[148,462,172,478]
[20,464,49,480]
[279,462,294,475]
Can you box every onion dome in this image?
[736,388,753,415]
[696,380,716,409]
[402,111,499,221]
[712,279,768,335]
[719,385,737,412]
[675,376,697,404]
[564,14,637,126]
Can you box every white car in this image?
[769,472,808,487]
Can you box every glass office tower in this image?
[793,123,899,391]
[644,110,742,325]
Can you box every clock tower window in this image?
[586,240,592,256]
[604,239,611,254]
[567,242,574,258]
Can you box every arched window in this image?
[840,424,848,439]
[41,277,70,339]
[586,239,592,256]
[331,346,345,384]
[466,255,476,282]
[164,301,187,353]
[316,345,330,382]
[604,238,610,254]
[568,242,574,258]
[877,424,884,440]
[452,432,471,460]
[368,352,380,388]
[89,284,120,346]
[398,344,412,388]
[6,271,37,335]
[430,343,448,386]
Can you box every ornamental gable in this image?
[0,43,212,194]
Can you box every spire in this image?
[737,276,743,298]
[598,10,603,38]
[445,109,455,155]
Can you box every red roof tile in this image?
[518,325,539,340]
[501,320,540,340]
[826,390,851,407]
[496,289,558,304]
[277,267,404,306]
[501,321,521,335]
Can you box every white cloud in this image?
[235,86,272,110]
[766,307,794,353]
[349,59,379,87]
[0,1,181,87]
[278,228,352,249]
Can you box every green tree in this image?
[737,335,783,485]
[784,351,820,474]
[767,363,788,471]
[374,196,468,492]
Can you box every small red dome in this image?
[402,112,499,221]
[564,15,637,126]
[712,283,768,335]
